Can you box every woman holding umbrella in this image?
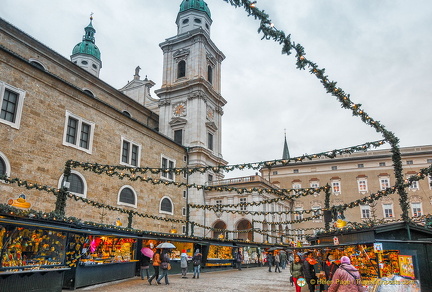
[140,246,153,280]
[157,248,171,285]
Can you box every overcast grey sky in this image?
[2,0,432,178]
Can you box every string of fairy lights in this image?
[1,163,431,237]
[2,1,432,243]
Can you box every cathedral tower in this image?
[71,15,102,77]
[155,0,227,235]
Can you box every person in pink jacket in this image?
[328,256,366,292]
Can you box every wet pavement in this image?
[66,266,296,292]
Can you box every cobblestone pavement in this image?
[68,266,296,292]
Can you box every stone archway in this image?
[236,219,252,241]
[213,220,227,239]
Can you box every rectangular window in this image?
[121,138,141,167]
[174,129,183,144]
[63,111,94,153]
[0,83,25,129]
[411,203,422,217]
[294,207,303,221]
[293,169,299,173]
[182,207,186,216]
[360,205,370,218]
[208,133,214,151]
[427,159,432,164]
[216,200,222,205]
[293,183,301,189]
[183,191,187,198]
[358,164,364,168]
[182,225,186,234]
[332,181,341,194]
[406,160,413,165]
[310,182,319,188]
[379,162,386,167]
[312,207,322,222]
[383,204,393,218]
[358,179,368,192]
[161,156,175,181]
[208,174,213,183]
[331,166,337,170]
[380,178,390,190]
[240,197,247,211]
[273,171,278,175]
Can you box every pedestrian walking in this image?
[267,252,274,272]
[148,249,161,285]
[291,254,304,292]
[139,251,151,280]
[274,252,281,273]
[328,256,366,292]
[236,250,243,270]
[303,251,318,292]
[192,249,202,279]
[180,249,188,278]
[156,249,171,285]
[280,250,287,269]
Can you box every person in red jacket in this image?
[328,256,366,292]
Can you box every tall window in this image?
[380,177,390,190]
[331,181,341,194]
[312,206,322,222]
[174,129,183,144]
[294,207,303,221]
[411,203,422,217]
[239,197,247,211]
[161,156,175,180]
[407,174,419,190]
[360,205,371,219]
[63,111,94,153]
[118,186,136,207]
[121,138,140,167]
[0,82,26,129]
[207,65,213,84]
[160,197,173,214]
[177,60,186,78]
[208,132,214,151]
[357,179,368,192]
[383,204,393,218]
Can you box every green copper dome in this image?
[72,18,101,60]
[179,0,211,18]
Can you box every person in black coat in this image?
[267,252,274,272]
[303,251,318,292]
[140,252,151,280]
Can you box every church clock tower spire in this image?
[71,14,102,77]
[155,0,227,236]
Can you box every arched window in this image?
[213,220,227,239]
[160,197,173,214]
[118,186,137,207]
[0,158,5,176]
[29,59,46,71]
[83,89,95,98]
[177,60,186,78]
[60,171,86,197]
[0,152,9,177]
[207,65,213,84]
[122,111,131,117]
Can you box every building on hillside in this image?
[0,0,227,236]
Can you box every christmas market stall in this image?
[0,217,72,292]
[62,231,138,290]
[300,222,431,291]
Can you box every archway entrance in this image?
[236,219,252,241]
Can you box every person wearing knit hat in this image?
[328,256,366,292]
[180,249,188,278]
[340,256,351,264]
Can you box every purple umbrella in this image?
[141,247,154,258]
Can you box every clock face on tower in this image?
[173,102,186,117]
